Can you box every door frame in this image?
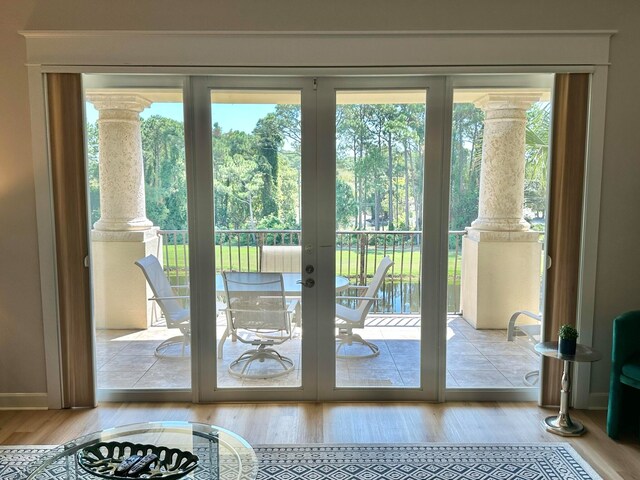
[189,76,320,402]
[443,73,556,403]
[316,76,448,401]
[24,32,610,407]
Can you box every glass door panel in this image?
[211,90,304,389]
[446,85,552,391]
[83,80,191,393]
[334,89,426,389]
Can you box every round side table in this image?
[535,342,601,437]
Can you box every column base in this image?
[91,227,161,330]
[461,229,541,330]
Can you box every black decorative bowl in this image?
[77,441,199,479]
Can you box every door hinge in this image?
[84,255,90,268]
[313,78,318,90]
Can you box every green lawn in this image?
[161,244,463,282]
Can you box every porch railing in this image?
[158,229,544,314]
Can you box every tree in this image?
[524,102,551,221]
[141,116,187,230]
[86,123,100,225]
[448,103,484,234]
[254,114,283,218]
[336,177,356,229]
[215,153,265,229]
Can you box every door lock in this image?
[305,264,315,274]
[297,278,315,288]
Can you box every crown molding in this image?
[20,30,613,68]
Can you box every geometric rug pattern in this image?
[0,443,602,480]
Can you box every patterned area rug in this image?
[0,443,602,479]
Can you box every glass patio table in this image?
[27,421,258,480]
[215,272,350,294]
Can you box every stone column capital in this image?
[473,93,542,112]
[87,94,152,113]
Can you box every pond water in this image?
[364,281,461,314]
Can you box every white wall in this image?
[2,0,639,401]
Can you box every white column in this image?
[88,94,160,330]
[88,94,153,231]
[471,94,540,232]
[461,93,543,330]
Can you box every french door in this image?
[189,76,447,402]
[86,74,447,402]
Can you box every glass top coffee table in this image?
[26,421,258,480]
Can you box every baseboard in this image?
[588,392,608,410]
[0,393,48,410]
[445,388,538,402]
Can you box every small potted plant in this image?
[558,324,579,355]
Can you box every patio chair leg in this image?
[228,346,294,379]
[218,327,230,360]
[336,332,380,359]
[155,335,190,358]
[523,370,539,386]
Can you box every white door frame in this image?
[188,76,320,402]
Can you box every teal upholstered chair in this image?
[607,310,640,439]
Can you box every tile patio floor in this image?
[95,315,540,390]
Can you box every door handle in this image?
[297,278,315,288]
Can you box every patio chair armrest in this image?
[287,299,300,314]
[507,310,542,342]
[150,295,190,301]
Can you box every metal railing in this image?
[158,228,471,314]
[159,228,545,314]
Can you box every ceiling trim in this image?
[21,30,614,68]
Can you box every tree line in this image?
[86,101,550,236]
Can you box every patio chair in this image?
[135,255,190,358]
[222,271,298,379]
[335,256,393,358]
[507,310,542,386]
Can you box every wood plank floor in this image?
[0,402,638,479]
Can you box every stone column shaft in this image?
[88,94,152,231]
[461,93,543,330]
[471,94,541,232]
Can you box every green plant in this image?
[558,324,579,340]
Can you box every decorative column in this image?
[88,94,161,330]
[461,93,543,329]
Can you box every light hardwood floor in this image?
[0,402,638,479]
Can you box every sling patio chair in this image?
[135,255,190,358]
[221,271,298,379]
[335,256,393,358]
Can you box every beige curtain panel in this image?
[541,73,590,406]
[47,73,96,408]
